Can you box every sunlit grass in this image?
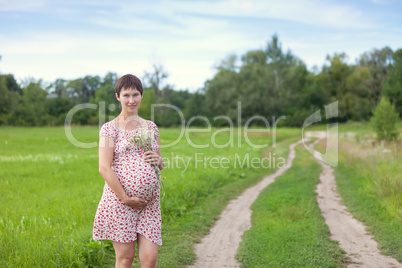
[0,126,300,267]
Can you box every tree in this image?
[92,72,120,120]
[183,91,211,124]
[383,49,402,115]
[46,78,67,98]
[204,69,240,124]
[265,34,295,98]
[46,97,74,125]
[143,64,169,98]
[138,87,158,120]
[317,53,353,121]
[344,66,372,120]
[0,74,21,125]
[13,80,48,126]
[216,54,238,72]
[358,46,393,103]
[371,97,399,141]
[66,75,101,104]
[204,34,311,126]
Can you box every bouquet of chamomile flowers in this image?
[128,128,161,179]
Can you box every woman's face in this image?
[116,87,143,114]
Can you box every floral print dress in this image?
[93,120,162,245]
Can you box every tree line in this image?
[0,34,401,128]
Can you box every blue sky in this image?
[1,0,401,92]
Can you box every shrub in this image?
[371,97,399,141]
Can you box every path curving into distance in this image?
[188,140,302,268]
[189,133,401,267]
[309,132,401,268]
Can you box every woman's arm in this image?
[99,136,148,209]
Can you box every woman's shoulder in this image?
[100,120,116,130]
[99,120,118,138]
[146,120,158,128]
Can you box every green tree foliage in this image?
[317,53,353,121]
[0,74,21,125]
[358,46,393,103]
[154,87,191,127]
[344,66,372,121]
[46,97,74,125]
[138,87,158,120]
[383,49,402,115]
[205,34,314,127]
[183,91,210,125]
[91,72,120,122]
[67,75,101,104]
[316,53,378,121]
[205,68,239,124]
[371,97,399,141]
[13,80,48,126]
[47,78,68,98]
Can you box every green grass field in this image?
[1,123,400,267]
[0,126,299,267]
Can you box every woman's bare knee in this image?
[139,253,157,267]
[113,241,135,267]
[137,234,158,268]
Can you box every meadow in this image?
[1,123,400,267]
[0,125,299,267]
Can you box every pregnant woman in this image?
[93,74,164,268]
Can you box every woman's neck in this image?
[118,113,140,121]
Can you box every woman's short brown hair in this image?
[115,74,143,96]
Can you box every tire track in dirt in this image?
[310,132,401,268]
[188,140,302,268]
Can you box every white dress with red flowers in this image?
[93,120,162,245]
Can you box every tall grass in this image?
[331,123,402,261]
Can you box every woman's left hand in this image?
[144,151,161,166]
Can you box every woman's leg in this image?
[137,234,158,268]
[112,241,135,268]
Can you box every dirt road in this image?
[188,140,302,267]
[189,134,401,267]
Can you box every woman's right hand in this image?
[123,196,148,210]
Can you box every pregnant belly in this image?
[116,160,160,201]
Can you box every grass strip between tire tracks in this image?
[237,144,347,267]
